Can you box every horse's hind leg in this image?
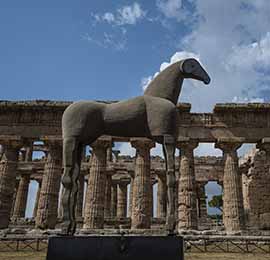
[163,135,176,233]
[61,137,80,235]
[69,143,83,234]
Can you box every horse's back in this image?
[103,96,149,137]
[62,101,106,139]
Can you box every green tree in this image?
[208,195,223,213]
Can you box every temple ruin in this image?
[0,100,270,235]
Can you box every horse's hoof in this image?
[60,221,72,236]
[70,221,77,235]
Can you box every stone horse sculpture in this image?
[61,58,210,235]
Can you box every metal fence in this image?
[0,235,270,254]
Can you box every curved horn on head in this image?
[180,58,211,85]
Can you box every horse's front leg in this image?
[163,134,176,233]
[61,137,79,235]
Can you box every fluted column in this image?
[33,180,41,218]
[157,173,167,218]
[215,139,245,232]
[111,182,117,217]
[83,139,111,229]
[83,180,88,217]
[36,140,62,229]
[104,170,113,218]
[257,138,270,167]
[0,139,22,228]
[131,138,155,229]
[117,180,128,218]
[128,172,134,217]
[75,173,85,220]
[12,174,30,219]
[197,182,208,227]
[177,139,198,230]
[10,180,20,218]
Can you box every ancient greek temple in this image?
[0,101,270,234]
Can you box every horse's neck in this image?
[143,62,184,105]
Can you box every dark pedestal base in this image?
[46,235,183,260]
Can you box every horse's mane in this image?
[143,61,183,104]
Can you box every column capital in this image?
[130,138,155,150]
[257,138,270,153]
[91,138,112,150]
[0,137,25,161]
[215,137,244,152]
[42,137,62,156]
[176,138,198,150]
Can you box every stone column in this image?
[257,138,270,167]
[197,182,208,228]
[128,172,134,217]
[177,139,198,230]
[104,170,113,218]
[150,180,154,218]
[83,139,111,229]
[215,139,245,233]
[0,139,22,228]
[75,173,85,220]
[157,173,167,218]
[12,174,30,219]
[83,180,88,217]
[130,138,155,229]
[111,182,118,217]
[10,179,20,218]
[33,180,42,218]
[35,140,62,229]
[117,180,128,218]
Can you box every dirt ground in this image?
[0,252,269,260]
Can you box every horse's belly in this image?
[103,97,149,137]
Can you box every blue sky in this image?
[1,1,270,217]
[1,0,269,109]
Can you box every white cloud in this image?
[194,143,222,157]
[102,12,115,24]
[225,32,270,72]
[232,96,265,103]
[118,142,136,156]
[157,0,187,21]
[117,2,146,25]
[143,1,269,111]
[93,2,146,26]
[142,51,200,91]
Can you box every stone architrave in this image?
[117,180,128,218]
[157,172,167,218]
[0,138,23,228]
[35,139,62,229]
[12,174,30,219]
[177,139,198,230]
[215,138,245,233]
[111,182,117,217]
[83,139,111,229]
[130,138,155,229]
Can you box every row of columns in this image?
[2,136,267,233]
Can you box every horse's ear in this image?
[180,58,199,74]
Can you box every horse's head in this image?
[179,58,211,85]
